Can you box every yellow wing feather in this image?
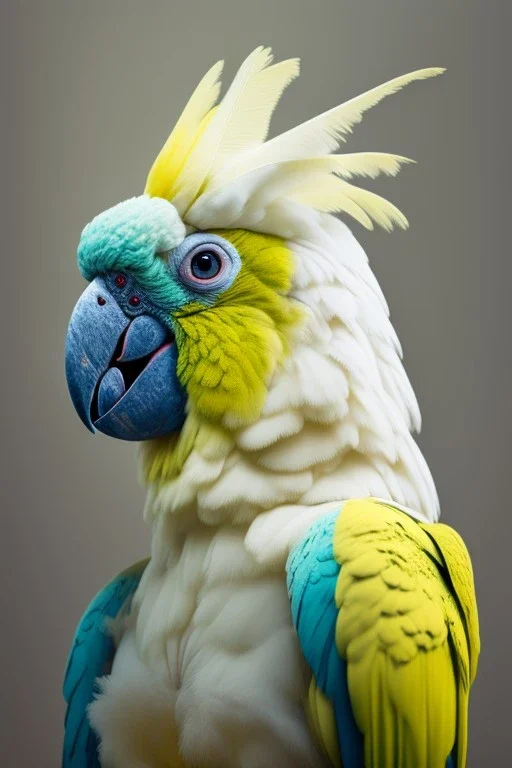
[333,498,479,768]
[419,521,480,683]
[418,521,480,768]
[308,680,342,768]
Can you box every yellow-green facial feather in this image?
[142,228,303,487]
[142,411,231,487]
[173,229,302,425]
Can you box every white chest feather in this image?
[89,526,327,768]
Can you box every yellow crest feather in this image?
[144,59,224,200]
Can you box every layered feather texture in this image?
[62,562,147,768]
[334,499,478,768]
[142,46,442,550]
[287,499,479,768]
[143,210,439,550]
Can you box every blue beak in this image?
[65,277,187,440]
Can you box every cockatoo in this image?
[63,47,479,768]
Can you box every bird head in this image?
[67,194,299,440]
[65,48,443,530]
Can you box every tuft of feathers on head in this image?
[144,46,444,237]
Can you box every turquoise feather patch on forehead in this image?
[77,196,189,307]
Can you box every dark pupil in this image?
[190,251,221,280]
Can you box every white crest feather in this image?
[216,67,444,184]
[186,156,411,232]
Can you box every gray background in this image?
[2,0,509,765]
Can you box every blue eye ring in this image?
[169,233,241,294]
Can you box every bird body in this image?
[63,48,478,767]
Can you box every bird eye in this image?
[190,251,222,280]
[171,234,241,294]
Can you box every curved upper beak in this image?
[65,279,129,432]
[65,277,186,440]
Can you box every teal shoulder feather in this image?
[287,508,364,767]
[62,561,147,768]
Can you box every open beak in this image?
[65,277,186,441]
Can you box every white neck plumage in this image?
[143,210,438,570]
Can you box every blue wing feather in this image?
[62,561,147,768]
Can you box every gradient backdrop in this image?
[3,0,509,765]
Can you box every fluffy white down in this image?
[90,527,328,768]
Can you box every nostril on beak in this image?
[114,274,127,288]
